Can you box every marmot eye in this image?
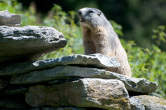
[97,11,101,16]
[88,10,94,14]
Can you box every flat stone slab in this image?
[0,107,102,110]
[10,66,157,93]
[0,107,92,110]
[34,107,89,110]
[25,78,130,110]
[1,87,28,96]
[0,10,21,26]
[0,26,67,63]
[0,79,8,90]
[0,96,28,108]
[130,95,166,110]
[0,54,120,76]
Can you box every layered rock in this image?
[0,54,120,76]
[0,52,157,93]
[0,26,67,63]
[25,79,130,110]
[0,52,161,110]
[130,95,166,110]
[10,65,157,94]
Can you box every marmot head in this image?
[78,8,108,29]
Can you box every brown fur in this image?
[80,23,132,77]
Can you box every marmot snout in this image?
[78,8,132,77]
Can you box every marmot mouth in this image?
[79,18,85,22]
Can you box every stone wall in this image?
[0,10,166,110]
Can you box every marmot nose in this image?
[78,10,82,16]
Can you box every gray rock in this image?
[0,10,21,26]
[2,107,102,110]
[2,87,28,95]
[0,79,8,90]
[11,66,157,93]
[25,78,130,110]
[130,96,145,110]
[0,54,120,76]
[40,107,88,110]
[0,96,28,108]
[0,26,66,63]
[130,95,166,110]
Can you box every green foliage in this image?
[122,40,166,98]
[152,25,166,50]
[41,5,83,59]
[153,25,166,43]
[0,0,40,25]
[111,21,124,36]
[1,1,166,98]
[0,0,21,13]
[124,0,166,49]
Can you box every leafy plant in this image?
[41,5,83,59]
[152,25,166,50]
[122,40,166,98]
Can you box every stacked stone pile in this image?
[0,10,166,110]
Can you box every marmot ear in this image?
[97,11,102,16]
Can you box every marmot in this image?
[78,8,132,77]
